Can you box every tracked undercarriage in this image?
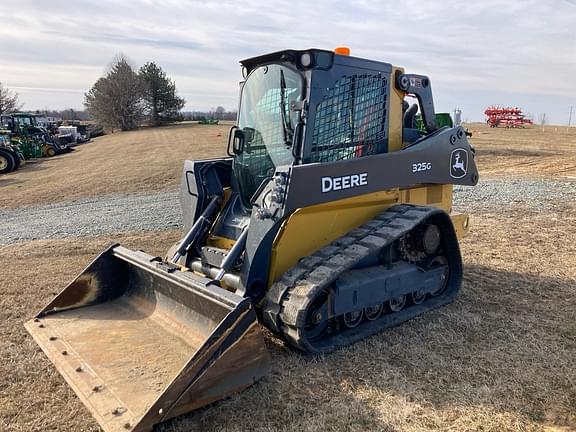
[263,204,461,352]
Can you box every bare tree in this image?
[85,54,144,131]
[0,82,23,115]
[215,106,225,120]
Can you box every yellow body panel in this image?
[207,235,236,250]
[449,212,470,239]
[207,187,236,250]
[267,186,468,286]
[268,189,400,285]
[388,66,405,152]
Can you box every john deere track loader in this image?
[26,48,478,432]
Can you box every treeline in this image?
[181,108,237,121]
[36,109,92,121]
[85,55,185,131]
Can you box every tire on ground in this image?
[11,151,22,170]
[0,149,16,173]
[44,144,58,157]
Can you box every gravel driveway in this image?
[0,192,181,246]
[1,179,574,246]
[454,178,576,213]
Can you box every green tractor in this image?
[1,114,44,158]
[415,112,453,131]
[0,130,25,174]
[1,113,70,158]
[198,117,219,125]
[414,112,471,137]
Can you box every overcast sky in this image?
[1,0,575,124]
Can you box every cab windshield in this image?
[16,116,36,127]
[235,64,303,206]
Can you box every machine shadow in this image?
[0,177,24,186]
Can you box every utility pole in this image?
[539,113,547,132]
[569,106,574,127]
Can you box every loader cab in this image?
[0,116,15,133]
[233,62,304,206]
[11,113,44,135]
[234,48,395,207]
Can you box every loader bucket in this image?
[25,245,271,432]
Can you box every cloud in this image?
[0,0,574,123]
[44,30,206,52]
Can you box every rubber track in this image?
[261,204,462,353]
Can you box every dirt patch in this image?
[0,122,230,209]
[467,123,576,180]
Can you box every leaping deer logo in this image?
[453,153,465,172]
[450,149,468,179]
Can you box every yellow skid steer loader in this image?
[26,47,478,432]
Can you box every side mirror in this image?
[227,126,245,156]
[232,129,245,155]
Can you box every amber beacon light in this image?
[334,46,351,55]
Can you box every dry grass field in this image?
[0,122,575,431]
[468,124,576,180]
[0,122,230,209]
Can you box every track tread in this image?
[261,204,462,353]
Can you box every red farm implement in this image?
[484,106,533,128]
